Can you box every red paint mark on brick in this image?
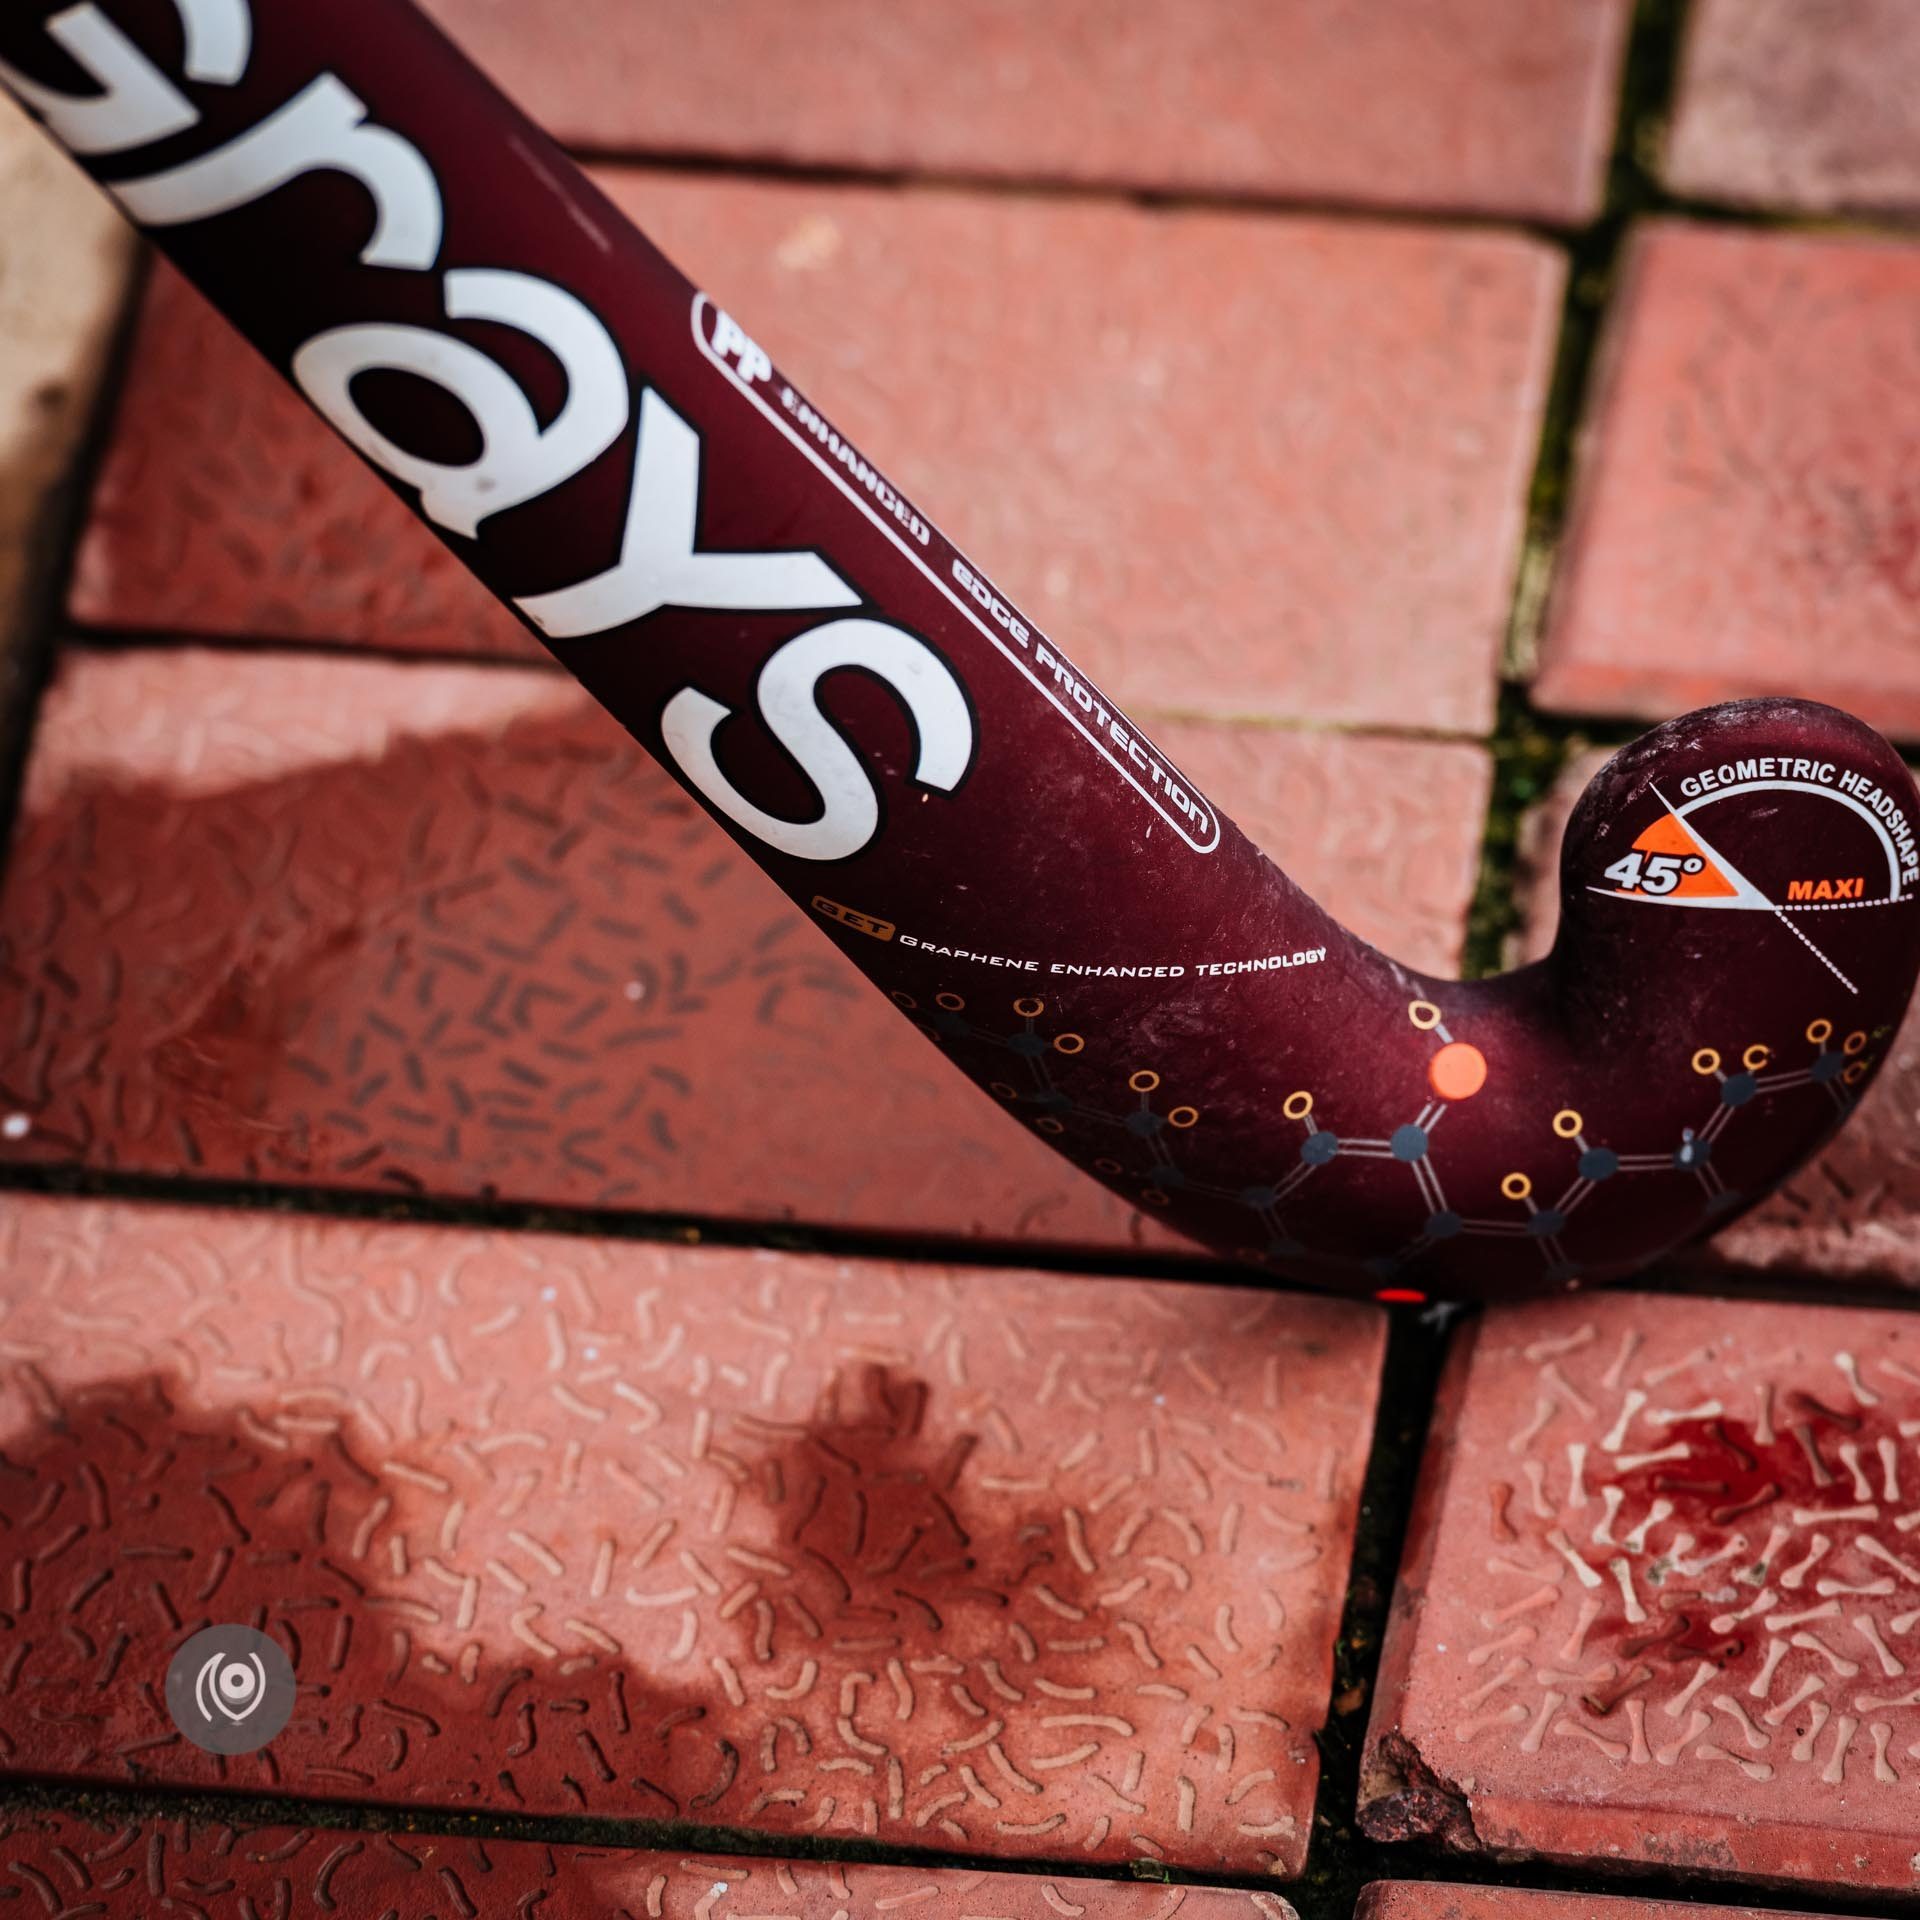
[1362,1293,1920,1896]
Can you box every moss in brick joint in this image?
[1507,0,1691,670]
[1458,688,1584,981]
[1472,0,1695,983]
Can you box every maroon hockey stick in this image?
[4,0,1917,1299]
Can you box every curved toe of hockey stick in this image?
[1527,697,1920,1262]
[1039,697,1920,1302]
[1393,697,1920,1298]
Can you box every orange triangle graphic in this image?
[1632,812,1738,898]
[1633,813,1696,856]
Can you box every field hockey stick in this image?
[4,0,1917,1299]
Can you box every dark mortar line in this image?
[555,142,1578,245]
[0,1771,1278,1893]
[43,630,1500,753]
[1287,1305,1454,1920]
[0,1157,1277,1294]
[0,247,152,884]
[2,1779,1918,1920]
[1514,0,1698,644]
[1634,185,1920,240]
[1653,1247,1920,1313]
[1456,686,1585,979]
[1458,0,1693,982]
[533,100,1920,248]
[4,1155,1919,1312]
[1342,1830,1920,1920]
[55,619,575,677]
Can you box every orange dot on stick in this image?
[1428,1040,1488,1102]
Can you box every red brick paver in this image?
[71,174,1564,734]
[0,101,133,664]
[0,1814,1296,1920]
[1516,747,1920,1291]
[1357,1885,1847,1920]
[1667,0,1920,216]
[424,0,1631,224]
[0,648,1489,1245]
[1533,221,1920,741]
[1362,1293,1920,1895]
[0,1194,1383,1875]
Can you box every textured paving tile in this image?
[0,1812,1299,1920]
[424,0,1630,223]
[1357,1885,1847,1920]
[1361,1292,1920,1894]
[0,647,1489,1243]
[66,258,502,657]
[1515,747,1920,1292]
[0,1195,1383,1875]
[1667,0,1920,215]
[1533,221,1920,741]
[0,99,133,669]
[71,174,1563,734]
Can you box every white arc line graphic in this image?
[1769,905,1859,995]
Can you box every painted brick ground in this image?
[0,1813,1296,1920]
[1666,0,1920,215]
[1361,1293,1920,1896]
[0,1194,1383,1876]
[1532,221,1920,741]
[1515,746,1920,1291]
[1357,1885,1848,1920]
[422,0,1630,224]
[70,172,1564,735]
[0,100,132,676]
[0,648,1489,1246]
